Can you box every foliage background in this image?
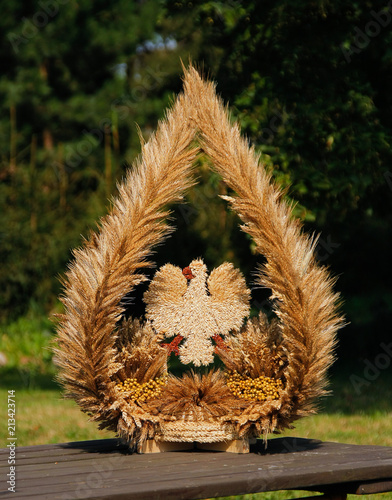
[1,0,392,375]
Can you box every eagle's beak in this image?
[182,266,195,280]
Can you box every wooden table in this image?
[1,437,392,500]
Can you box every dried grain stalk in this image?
[151,370,244,421]
[53,85,198,419]
[183,65,345,423]
[109,318,167,384]
[217,312,287,380]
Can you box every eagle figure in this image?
[143,258,250,366]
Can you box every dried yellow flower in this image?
[116,376,167,403]
[226,371,283,402]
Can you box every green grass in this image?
[0,312,55,384]
[0,386,113,445]
[1,313,391,500]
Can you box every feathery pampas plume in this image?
[53,64,344,449]
[53,83,198,444]
[183,65,345,432]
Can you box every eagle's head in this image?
[182,259,207,281]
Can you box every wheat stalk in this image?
[53,86,198,415]
[183,65,345,421]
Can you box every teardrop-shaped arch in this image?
[54,65,344,446]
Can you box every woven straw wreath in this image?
[54,65,344,451]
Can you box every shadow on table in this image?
[59,436,321,456]
[254,437,322,455]
[60,438,130,454]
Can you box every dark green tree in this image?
[2,0,391,361]
[162,0,392,222]
[0,0,166,320]
[157,0,392,358]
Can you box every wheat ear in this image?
[53,88,198,414]
[184,66,345,418]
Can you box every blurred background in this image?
[1,0,391,454]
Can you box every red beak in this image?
[182,266,195,280]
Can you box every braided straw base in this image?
[156,420,240,443]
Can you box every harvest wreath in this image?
[54,66,344,453]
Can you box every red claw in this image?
[212,334,228,352]
[162,335,184,356]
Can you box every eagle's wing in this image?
[207,262,251,335]
[143,264,187,338]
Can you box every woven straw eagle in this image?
[144,259,250,366]
[53,65,344,452]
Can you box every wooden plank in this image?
[0,438,391,500]
[0,436,386,466]
[4,467,391,500]
[309,479,392,496]
[8,442,392,483]
[355,480,392,495]
[5,436,388,470]
[3,439,392,474]
[3,448,392,487]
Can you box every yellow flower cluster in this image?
[226,371,283,401]
[116,376,167,403]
